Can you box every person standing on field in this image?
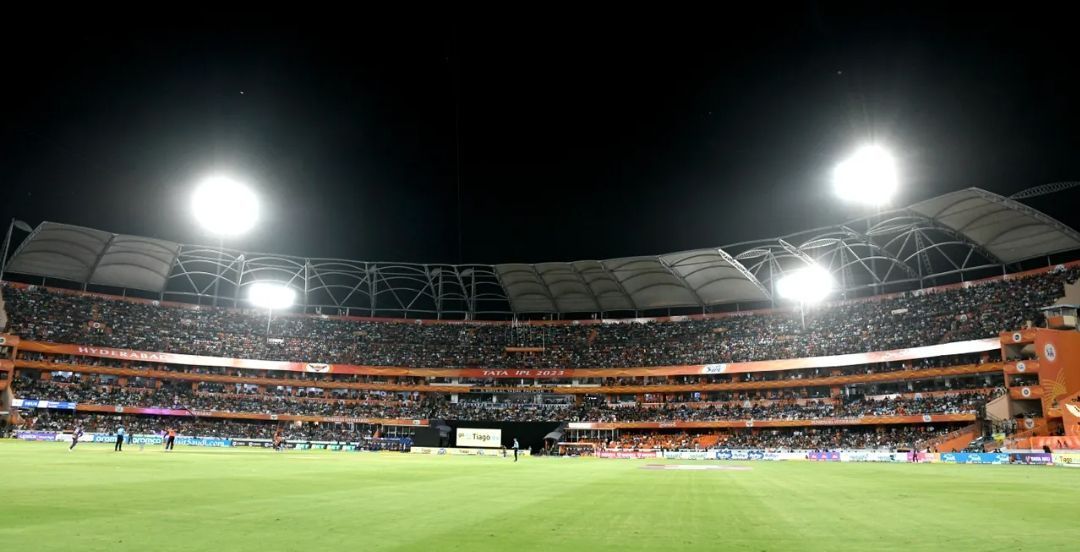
[513,438,520,462]
[115,425,125,452]
[68,426,84,451]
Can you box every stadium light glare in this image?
[192,176,258,236]
[247,282,296,310]
[776,265,834,305]
[833,145,898,206]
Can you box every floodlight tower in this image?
[776,265,834,328]
[248,282,296,335]
[833,145,900,296]
[191,176,258,306]
[833,145,898,206]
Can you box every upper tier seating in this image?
[3,267,1076,369]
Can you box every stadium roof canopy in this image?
[4,187,1079,318]
[4,223,180,293]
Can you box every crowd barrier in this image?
[12,431,233,447]
[410,446,531,457]
[588,448,1078,466]
[1053,452,1080,467]
[597,450,658,459]
[10,432,1077,466]
[939,452,1010,464]
[13,430,56,441]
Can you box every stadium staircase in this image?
[997,419,1052,451]
[983,393,1011,426]
[692,434,721,449]
[918,423,981,453]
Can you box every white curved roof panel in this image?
[6,222,180,292]
[908,188,1080,263]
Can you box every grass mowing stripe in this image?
[1,441,1076,551]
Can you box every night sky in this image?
[3,5,1080,265]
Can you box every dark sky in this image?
[3,5,1080,265]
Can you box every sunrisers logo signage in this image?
[1043,344,1057,362]
[700,364,728,375]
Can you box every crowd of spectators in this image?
[14,376,989,423]
[561,393,987,423]
[563,426,957,451]
[3,267,1074,369]
[14,377,429,419]
[15,410,952,451]
[720,425,946,451]
[19,411,369,441]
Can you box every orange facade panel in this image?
[1002,360,1039,375]
[1008,386,1043,400]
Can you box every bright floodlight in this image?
[776,265,834,304]
[833,145,898,206]
[192,176,258,235]
[248,282,296,310]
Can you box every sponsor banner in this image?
[713,450,798,461]
[939,453,1010,464]
[177,436,232,447]
[661,450,711,461]
[233,439,275,448]
[11,398,78,410]
[773,452,808,461]
[807,451,841,462]
[14,430,57,441]
[726,450,761,460]
[458,369,570,379]
[906,452,928,462]
[1052,453,1080,467]
[1010,453,1054,465]
[597,450,658,459]
[19,342,311,372]
[466,386,555,394]
[412,446,530,457]
[565,414,974,430]
[840,451,902,463]
[291,443,358,451]
[456,428,502,448]
[131,434,164,445]
[0,334,20,347]
[682,338,1000,376]
[86,433,229,446]
[17,336,998,379]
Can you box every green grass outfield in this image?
[0,440,1075,551]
